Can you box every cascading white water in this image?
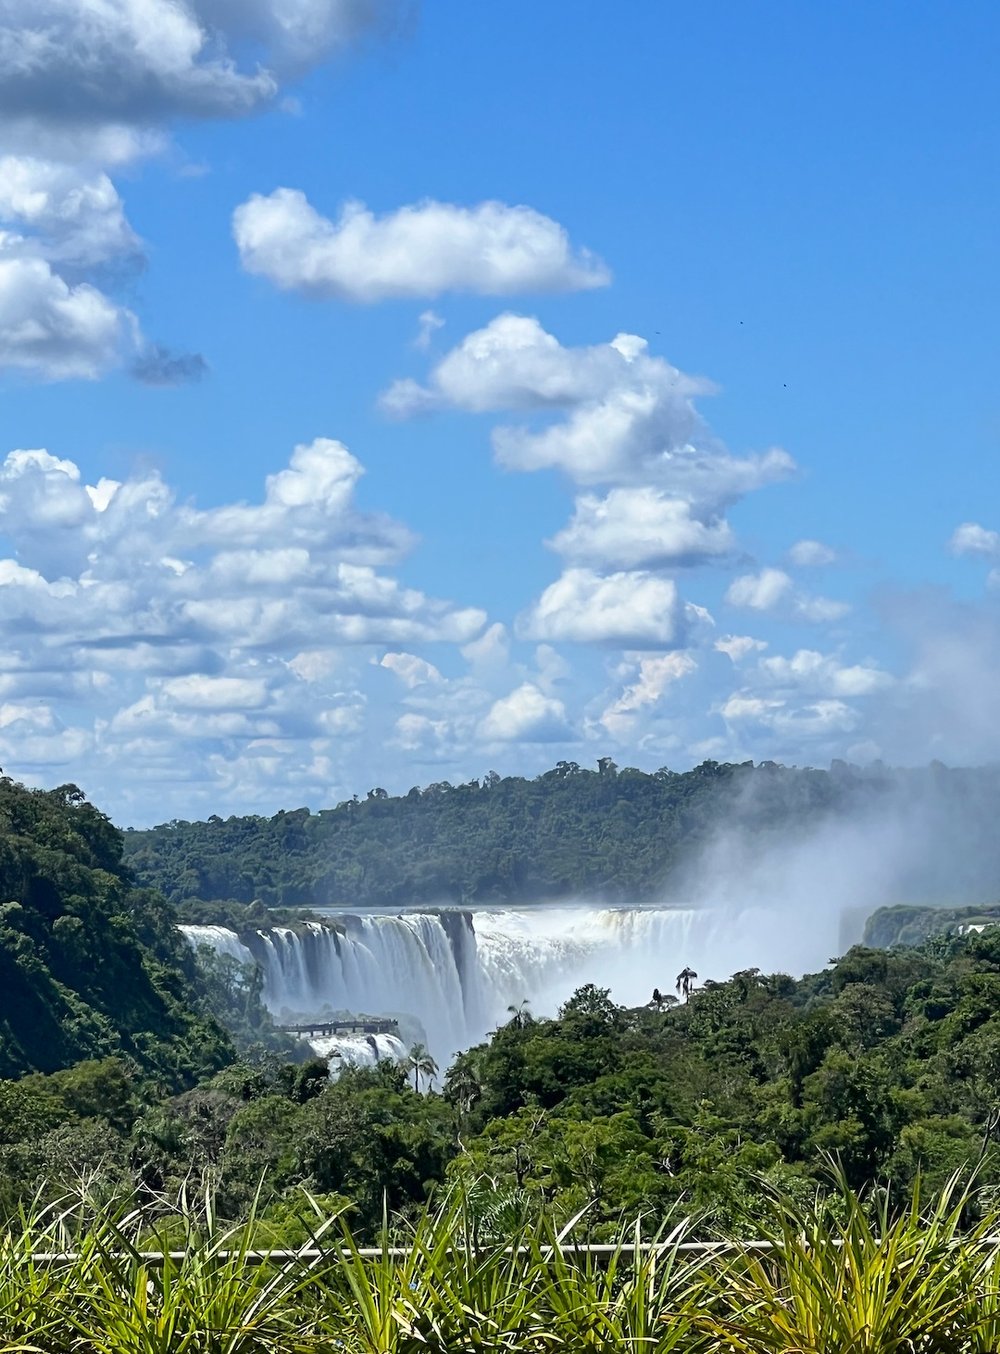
[181,900,836,1065]
[308,1031,410,1071]
[252,917,471,1060]
[182,924,254,966]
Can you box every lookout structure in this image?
[278,1017,399,1038]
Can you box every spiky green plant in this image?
[531,1211,712,1353]
[62,1184,342,1354]
[313,1189,548,1353]
[308,1186,714,1353]
[692,1168,994,1354]
[0,1193,83,1354]
[3,1172,1000,1352]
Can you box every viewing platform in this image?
[279,1017,400,1038]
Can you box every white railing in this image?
[26,1236,1000,1266]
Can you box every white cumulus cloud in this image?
[381,313,794,506]
[0,435,495,813]
[233,192,609,302]
[726,568,794,611]
[794,593,852,624]
[0,156,142,268]
[600,652,697,737]
[393,712,449,752]
[0,456,539,818]
[548,487,735,569]
[159,675,272,710]
[0,0,407,381]
[712,642,892,759]
[950,522,1000,559]
[461,621,510,670]
[414,308,444,350]
[726,567,849,623]
[720,693,860,738]
[197,0,408,70]
[715,634,768,662]
[757,649,893,698]
[0,159,150,385]
[0,0,402,143]
[789,538,836,567]
[478,682,571,743]
[517,568,691,648]
[379,652,444,688]
[0,252,134,379]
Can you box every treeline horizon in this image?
[123,756,1000,916]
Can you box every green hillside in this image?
[0,774,231,1084]
[123,758,1000,917]
[865,903,1000,948]
[7,767,1000,1241]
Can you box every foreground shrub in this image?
[5,1173,1000,1351]
[693,1169,995,1354]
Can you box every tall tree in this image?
[406,1043,438,1093]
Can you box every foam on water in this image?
[308,1031,409,1073]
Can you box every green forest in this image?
[5,768,1000,1246]
[864,902,1000,948]
[7,762,1000,1354]
[0,776,229,1084]
[123,758,1000,916]
[7,771,1000,1347]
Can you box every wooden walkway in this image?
[279,1017,399,1038]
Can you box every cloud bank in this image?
[0,437,493,814]
[0,0,411,380]
[0,0,404,142]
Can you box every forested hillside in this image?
[446,930,1000,1227]
[0,775,231,1083]
[124,758,1000,913]
[10,766,1000,1240]
[7,927,1000,1237]
[865,903,1000,948]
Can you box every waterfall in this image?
[308,1031,410,1071]
[181,900,836,1065]
[181,924,254,966]
[250,917,472,1060]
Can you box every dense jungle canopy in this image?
[4,766,1000,1238]
[0,774,230,1083]
[123,758,1000,915]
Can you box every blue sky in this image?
[2,0,1000,824]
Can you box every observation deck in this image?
[278,1017,400,1038]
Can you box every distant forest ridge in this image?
[865,903,1000,949]
[122,758,1000,917]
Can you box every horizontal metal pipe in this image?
[21,1237,1000,1266]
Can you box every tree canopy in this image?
[123,758,1000,915]
[0,774,231,1084]
[5,766,1000,1242]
